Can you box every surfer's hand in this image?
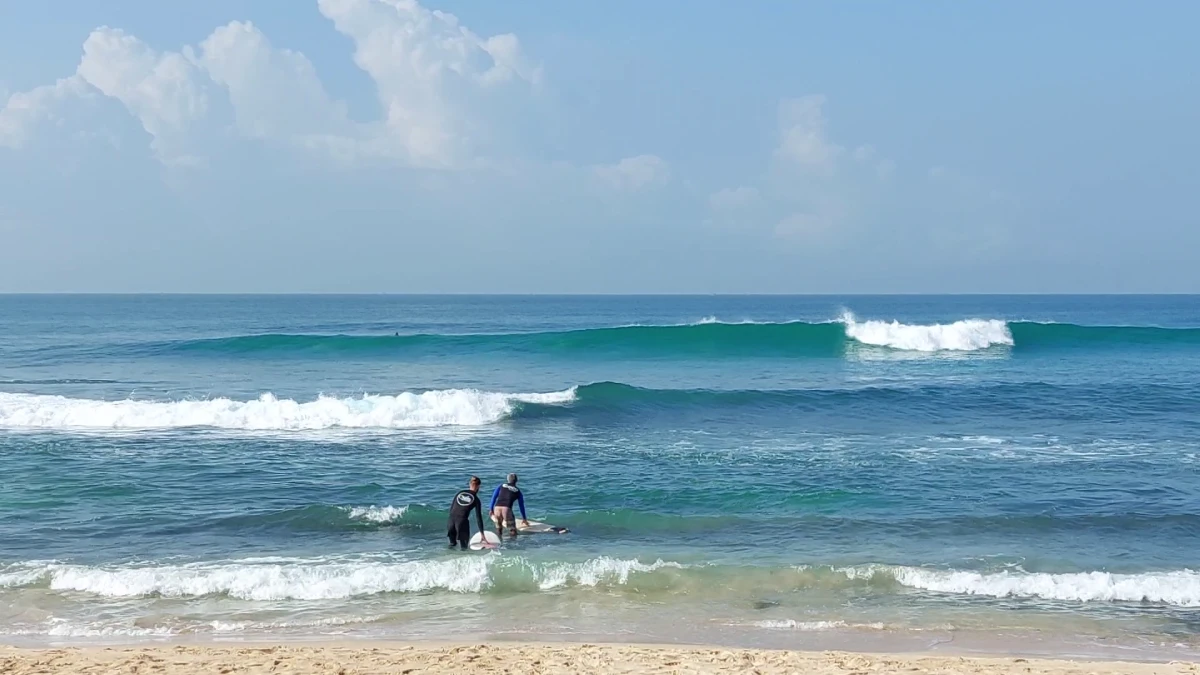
[521,520,529,527]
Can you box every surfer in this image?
[447,475,488,550]
[489,473,529,538]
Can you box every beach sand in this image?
[1,643,1196,675]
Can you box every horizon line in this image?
[0,291,1198,297]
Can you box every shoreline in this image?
[1,640,1197,675]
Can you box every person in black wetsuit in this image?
[447,475,488,550]
[488,473,528,539]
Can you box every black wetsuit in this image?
[447,489,485,549]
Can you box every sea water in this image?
[1,295,1199,656]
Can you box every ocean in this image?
[1,294,1199,657]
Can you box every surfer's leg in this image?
[493,507,510,540]
[456,520,470,549]
[446,522,459,548]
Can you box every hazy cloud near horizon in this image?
[2,0,1197,293]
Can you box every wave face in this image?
[5,377,1197,431]
[5,557,1199,607]
[0,389,575,430]
[147,316,1200,360]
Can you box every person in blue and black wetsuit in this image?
[489,473,528,538]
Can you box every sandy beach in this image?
[1,643,1196,675]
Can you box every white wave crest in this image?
[842,565,1200,606]
[742,620,887,631]
[0,564,47,588]
[343,505,408,524]
[0,615,392,638]
[5,555,684,600]
[207,615,384,633]
[0,388,576,431]
[535,557,683,590]
[840,312,1013,351]
[5,620,178,638]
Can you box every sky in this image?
[1,0,1197,293]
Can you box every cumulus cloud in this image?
[76,27,212,165]
[593,154,670,191]
[0,0,546,169]
[774,95,841,171]
[0,77,93,149]
[316,0,542,167]
[195,21,351,144]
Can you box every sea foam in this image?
[841,312,1013,351]
[0,388,576,431]
[3,556,681,600]
[841,565,1200,606]
[342,505,409,524]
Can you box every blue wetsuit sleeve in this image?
[489,485,501,511]
[517,491,526,520]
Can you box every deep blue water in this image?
[1,295,1199,652]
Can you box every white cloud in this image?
[0,76,93,149]
[195,21,351,144]
[774,95,840,171]
[76,27,211,165]
[593,154,670,191]
[316,0,541,168]
[1,0,549,170]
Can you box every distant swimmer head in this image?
[507,473,518,485]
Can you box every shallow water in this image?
[1,295,1199,655]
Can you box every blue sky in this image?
[1,0,1197,293]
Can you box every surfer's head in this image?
[469,475,481,491]
[507,473,518,485]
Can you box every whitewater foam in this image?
[5,556,685,600]
[343,505,408,524]
[207,615,384,633]
[535,557,684,590]
[841,312,1013,351]
[0,388,576,431]
[741,620,887,631]
[839,565,1200,606]
[9,620,178,639]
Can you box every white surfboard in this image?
[468,530,501,550]
[491,514,570,535]
[516,519,569,534]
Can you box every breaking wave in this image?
[4,557,1200,607]
[3,377,1195,431]
[0,556,683,600]
[0,388,575,430]
[133,314,1200,360]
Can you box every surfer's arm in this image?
[472,499,485,534]
[488,485,501,512]
[517,492,527,521]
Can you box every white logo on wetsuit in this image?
[456,493,474,506]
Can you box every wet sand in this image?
[2,642,1197,675]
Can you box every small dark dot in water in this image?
[751,599,780,610]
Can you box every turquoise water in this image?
[1,295,1199,654]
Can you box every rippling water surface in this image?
[1,295,1199,655]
